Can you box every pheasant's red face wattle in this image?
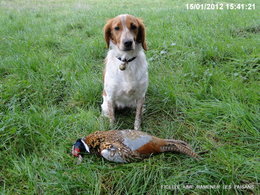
[72,147,80,157]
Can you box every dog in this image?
[101,14,148,130]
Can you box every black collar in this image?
[116,56,136,63]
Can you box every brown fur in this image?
[102,90,107,96]
[103,15,147,50]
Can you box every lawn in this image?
[0,0,259,194]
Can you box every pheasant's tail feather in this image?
[161,139,199,158]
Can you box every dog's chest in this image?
[106,57,147,91]
[104,50,148,108]
[118,81,138,97]
[114,69,145,97]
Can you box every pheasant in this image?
[72,130,199,163]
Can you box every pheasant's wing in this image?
[120,130,153,151]
[100,142,141,163]
[100,130,155,163]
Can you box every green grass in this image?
[0,0,259,194]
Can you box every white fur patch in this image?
[101,42,148,109]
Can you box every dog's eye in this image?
[114,26,120,31]
[131,24,137,30]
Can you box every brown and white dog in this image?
[101,14,148,130]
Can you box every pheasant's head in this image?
[72,138,90,158]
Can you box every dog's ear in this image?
[136,18,147,51]
[104,19,113,48]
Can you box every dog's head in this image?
[104,14,147,51]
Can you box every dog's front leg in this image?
[107,100,115,126]
[134,97,144,130]
[101,95,115,127]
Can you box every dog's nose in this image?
[124,40,133,48]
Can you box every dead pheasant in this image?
[72,130,199,163]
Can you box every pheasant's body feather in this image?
[73,130,198,163]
